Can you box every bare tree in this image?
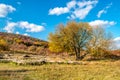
[87,27,113,57]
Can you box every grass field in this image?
[0,61,120,80]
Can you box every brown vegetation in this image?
[0,21,120,61]
[0,32,48,54]
[48,21,115,60]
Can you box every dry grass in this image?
[0,60,120,80]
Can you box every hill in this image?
[0,32,48,54]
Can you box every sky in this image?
[0,0,120,48]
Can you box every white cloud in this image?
[23,33,29,36]
[4,21,45,33]
[77,0,98,8]
[72,5,93,19]
[89,20,116,27]
[4,22,17,33]
[49,7,69,15]
[71,0,98,19]
[97,10,106,18]
[18,21,44,32]
[16,31,19,34]
[113,37,120,49]
[114,37,120,41]
[48,0,77,16]
[67,0,76,9]
[49,0,98,20]
[0,3,16,17]
[97,3,112,18]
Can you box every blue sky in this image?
[0,0,120,48]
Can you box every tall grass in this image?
[0,61,120,80]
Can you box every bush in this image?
[0,39,9,51]
[36,47,45,53]
[34,41,48,48]
[14,38,23,44]
[28,46,36,52]
[10,43,27,51]
[91,48,110,57]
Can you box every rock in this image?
[23,54,30,58]
[0,54,4,59]
[3,54,12,59]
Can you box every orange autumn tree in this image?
[48,21,92,60]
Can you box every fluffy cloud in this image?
[0,3,16,17]
[97,3,112,18]
[4,21,45,33]
[71,0,98,19]
[67,0,76,9]
[49,7,69,15]
[49,0,98,19]
[23,33,29,36]
[71,5,93,19]
[15,31,29,36]
[4,22,17,33]
[114,37,120,41]
[89,20,116,27]
[49,0,76,15]
[113,37,120,49]
[97,10,106,18]
[16,31,20,34]
[18,21,44,32]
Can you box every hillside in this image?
[0,32,120,61]
[0,32,48,54]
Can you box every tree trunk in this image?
[75,48,81,60]
[73,46,82,60]
[73,46,78,60]
[76,53,79,60]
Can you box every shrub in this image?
[36,47,44,52]
[28,46,36,52]
[34,41,48,48]
[0,39,9,51]
[88,47,111,58]
[14,38,23,44]
[10,43,27,51]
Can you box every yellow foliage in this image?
[28,46,36,52]
[49,42,63,53]
[48,21,92,57]
[0,39,9,51]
